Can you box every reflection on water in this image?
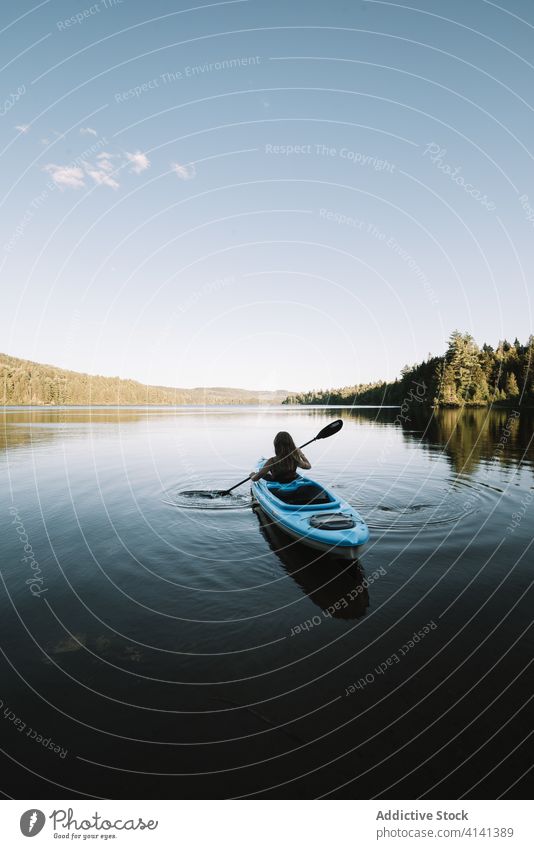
[318,405,532,475]
[402,406,529,475]
[0,404,533,799]
[3,405,531,477]
[254,506,369,619]
[0,406,161,453]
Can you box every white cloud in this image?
[98,159,114,174]
[80,127,98,136]
[85,167,120,190]
[83,152,120,187]
[43,163,86,189]
[171,161,196,180]
[95,152,118,173]
[126,150,150,174]
[15,124,30,134]
[41,146,148,192]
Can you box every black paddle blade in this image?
[316,419,343,440]
[179,490,229,499]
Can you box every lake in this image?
[0,405,532,799]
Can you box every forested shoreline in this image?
[0,353,288,406]
[284,332,534,408]
[3,333,533,408]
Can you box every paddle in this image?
[180,419,343,499]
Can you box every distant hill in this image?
[0,353,291,406]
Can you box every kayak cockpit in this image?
[266,481,333,506]
[262,475,340,512]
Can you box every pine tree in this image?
[439,363,459,405]
[505,372,519,398]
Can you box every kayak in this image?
[251,460,369,559]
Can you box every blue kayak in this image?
[251,460,369,559]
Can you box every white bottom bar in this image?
[1,799,532,847]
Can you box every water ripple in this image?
[163,479,253,511]
[335,471,502,532]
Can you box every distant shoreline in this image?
[2,402,532,411]
[0,352,291,407]
[4,332,533,409]
[284,400,533,410]
[284,332,533,410]
[0,402,398,409]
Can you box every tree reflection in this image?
[334,405,532,475]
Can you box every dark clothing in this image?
[267,468,298,483]
[264,456,298,483]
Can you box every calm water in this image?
[0,405,533,799]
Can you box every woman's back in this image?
[251,430,312,484]
[266,452,299,483]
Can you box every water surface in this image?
[1,405,532,799]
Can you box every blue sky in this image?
[1,0,533,391]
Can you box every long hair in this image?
[273,431,298,464]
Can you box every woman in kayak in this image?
[250,431,311,484]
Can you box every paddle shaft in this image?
[223,435,319,495]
